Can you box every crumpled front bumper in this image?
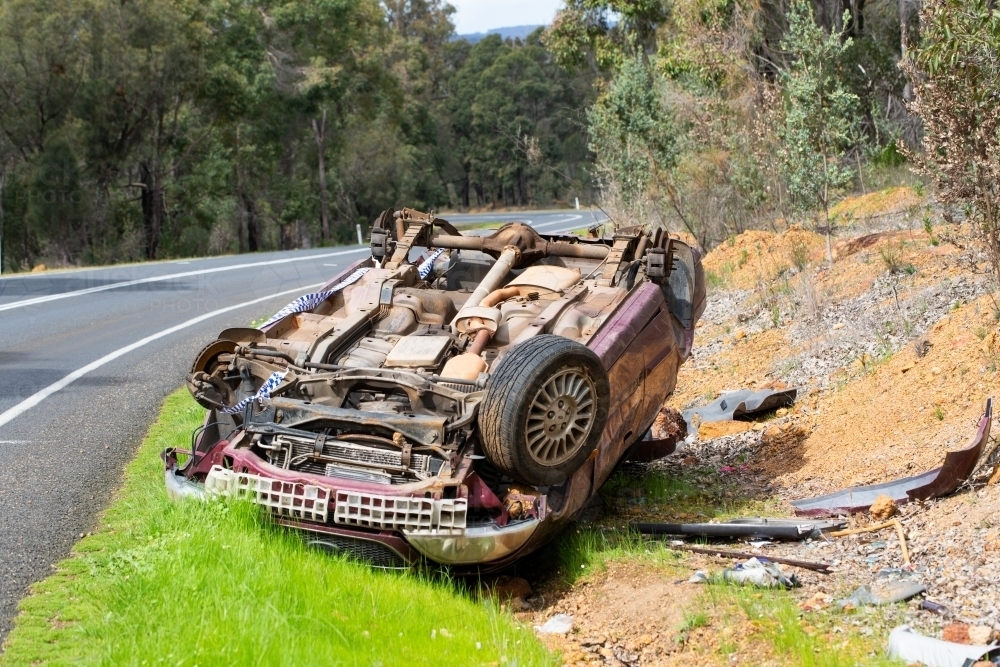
[403,520,540,564]
[164,464,540,565]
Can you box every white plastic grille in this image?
[206,466,329,522]
[333,491,467,534]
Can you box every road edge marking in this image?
[0,249,366,313]
[0,283,324,429]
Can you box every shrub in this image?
[903,0,1000,281]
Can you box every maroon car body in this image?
[165,209,705,569]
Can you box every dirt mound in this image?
[771,294,998,491]
[829,186,924,220]
[701,228,825,290]
[526,561,700,667]
[672,210,995,499]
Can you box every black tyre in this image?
[478,335,610,486]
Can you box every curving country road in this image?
[0,209,603,639]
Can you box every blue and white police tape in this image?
[222,370,287,415]
[260,267,371,329]
[417,248,446,279]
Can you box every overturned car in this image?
[165,209,705,569]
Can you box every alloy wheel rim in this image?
[525,367,596,466]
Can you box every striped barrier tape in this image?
[260,267,370,329]
[417,249,446,279]
[222,370,287,415]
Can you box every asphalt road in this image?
[0,209,603,639]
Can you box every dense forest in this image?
[0,0,595,269]
[0,0,995,274]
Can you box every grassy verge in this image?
[0,390,553,667]
[529,463,904,666]
[688,582,902,666]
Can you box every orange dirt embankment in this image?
[673,210,997,496]
[829,185,924,221]
[766,296,999,491]
[701,227,826,290]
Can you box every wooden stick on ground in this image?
[893,519,911,566]
[670,545,833,574]
[829,519,910,566]
[828,519,897,537]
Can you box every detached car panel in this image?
[165,209,704,569]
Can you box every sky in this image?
[449,0,563,34]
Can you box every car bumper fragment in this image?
[403,519,540,565]
[165,464,536,565]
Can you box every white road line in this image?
[529,214,583,228]
[0,283,324,429]
[0,248,367,313]
[543,219,606,236]
[0,218,589,314]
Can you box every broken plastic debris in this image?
[687,571,710,584]
[792,398,993,516]
[631,517,837,541]
[887,625,999,667]
[721,557,799,589]
[838,582,926,608]
[682,388,798,432]
[920,600,948,615]
[535,614,573,634]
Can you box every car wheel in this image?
[478,335,610,486]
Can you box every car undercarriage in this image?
[165,208,705,569]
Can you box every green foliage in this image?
[905,0,1000,282]
[777,0,860,218]
[446,32,594,209]
[0,390,554,666]
[544,0,667,72]
[0,0,595,270]
[587,54,677,213]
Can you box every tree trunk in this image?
[139,161,163,260]
[824,209,833,264]
[312,109,331,243]
[842,0,865,37]
[246,196,258,252]
[822,152,834,264]
[811,0,831,34]
[235,126,247,253]
[899,0,910,59]
[0,167,5,273]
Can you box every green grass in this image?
[545,525,684,584]
[0,390,554,667]
[533,457,906,666]
[700,582,903,666]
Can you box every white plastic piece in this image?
[887,626,998,667]
[333,490,467,534]
[205,465,235,495]
[535,614,573,634]
[205,465,329,522]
